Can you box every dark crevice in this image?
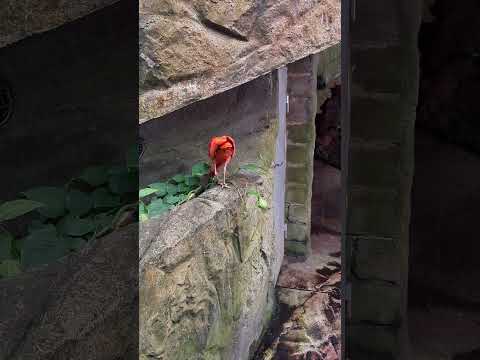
[199,18,249,42]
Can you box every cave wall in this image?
[0,1,137,201]
[139,70,287,360]
[139,0,340,122]
[139,72,278,188]
[416,0,480,153]
[0,0,120,48]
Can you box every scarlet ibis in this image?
[208,136,236,188]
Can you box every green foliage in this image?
[0,230,13,261]
[22,187,66,218]
[192,162,210,177]
[138,161,210,222]
[79,166,109,187]
[66,190,92,216]
[21,225,67,269]
[57,215,95,237]
[147,198,171,218]
[139,188,157,198]
[0,199,45,222]
[247,189,269,210]
[92,187,121,209]
[0,259,21,278]
[0,147,138,279]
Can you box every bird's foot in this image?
[220,181,231,189]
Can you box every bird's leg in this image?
[221,162,231,188]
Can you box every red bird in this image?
[208,135,236,188]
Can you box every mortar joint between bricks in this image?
[287,141,309,147]
[286,162,308,168]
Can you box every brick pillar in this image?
[285,55,319,256]
[344,0,422,359]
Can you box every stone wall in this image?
[0,0,120,48]
[284,45,340,257]
[139,69,287,360]
[344,0,422,358]
[139,73,278,187]
[139,0,340,122]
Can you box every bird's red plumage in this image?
[208,136,236,176]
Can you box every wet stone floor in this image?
[255,160,341,360]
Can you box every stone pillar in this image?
[285,55,319,256]
[344,0,422,358]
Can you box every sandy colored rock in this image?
[0,224,138,359]
[139,0,341,122]
[0,0,120,48]
[139,172,283,360]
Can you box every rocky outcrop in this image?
[0,0,120,48]
[139,171,283,360]
[0,224,138,359]
[139,0,340,122]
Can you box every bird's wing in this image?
[208,137,221,159]
[209,136,236,160]
[226,136,236,158]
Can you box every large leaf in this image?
[147,198,170,218]
[92,187,121,209]
[65,190,92,216]
[28,219,48,233]
[79,166,109,187]
[139,201,148,222]
[109,170,138,195]
[149,182,167,197]
[57,215,95,237]
[177,183,192,194]
[172,174,185,183]
[192,162,210,177]
[0,259,21,278]
[93,213,114,232]
[21,225,67,269]
[0,199,45,222]
[164,194,181,205]
[139,188,157,198]
[184,176,200,187]
[22,187,66,219]
[166,183,179,195]
[65,236,87,252]
[0,230,13,261]
[257,197,269,210]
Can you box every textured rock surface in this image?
[0,0,120,48]
[139,171,283,360]
[0,224,138,359]
[254,259,341,360]
[139,72,277,187]
[139,0,340,122]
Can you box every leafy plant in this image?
[247,189,269,210]
[0,145,138,279]
[138,161,212,222]
[0,199,46,277]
